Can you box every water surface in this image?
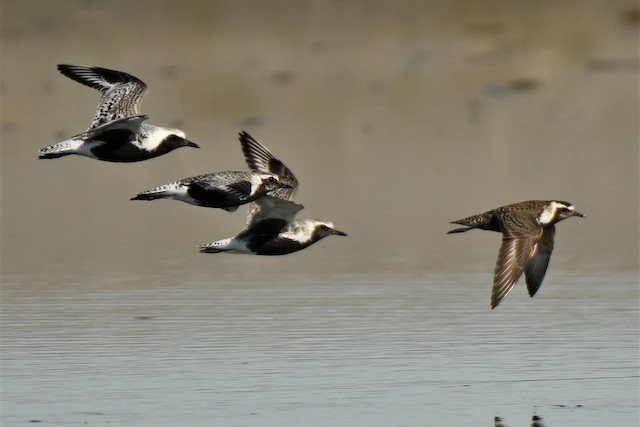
[2,273,637,426]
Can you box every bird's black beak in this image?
[185,140,200,148]
[573,211,585,218]
[332,229,347,236]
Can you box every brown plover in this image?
[448,200,584,309]
[38,64,198,162]
[199,132,346,255]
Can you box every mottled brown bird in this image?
[448,200,584,309]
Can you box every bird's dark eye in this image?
[268,176,277,183]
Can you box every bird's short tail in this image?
[131,192,164,201]
[199,244,226,254]
[199,238,236,254]
[39,151,71,159]
[38,140,79,159]
[446,213,491,234]
[446,226,473,234]
[130,183,182,201]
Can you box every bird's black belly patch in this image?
[187,183,230,206]
[91,129,143,162]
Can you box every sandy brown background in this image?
[1,0,638,278]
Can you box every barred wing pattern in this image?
[58,64,148,130]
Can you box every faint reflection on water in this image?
[1,272,638,426]
[495,414,546,427]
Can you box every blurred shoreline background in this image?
[1,0,638,278]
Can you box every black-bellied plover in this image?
[38,64,198,162]
[199,132,346,255]
[131,171,291,211]
[447,200,584,309]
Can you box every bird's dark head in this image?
[260,173,293,192]
[162,129,199,150]
[314,221,348,238]
[539,201,585,225]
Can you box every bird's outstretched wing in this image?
[239,196,304,238]
[239,131,298,201]
[86,115,148,139]
[492,227,542,309]
[524,225,555,298]
[58,64,148,130]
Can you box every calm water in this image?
[1,272,637,426]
